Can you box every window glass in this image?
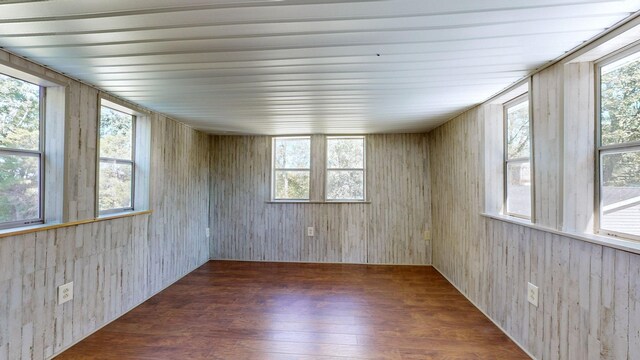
[504,97,531,219]
[506,161,532,218]
[326,137,365,201]
[98,105,135,214]
[600,54,640,146]
[0,73,42,227]
[599,151,640,238]
[506,101,530,159]
[274,138,310,169]
[598,51,640,239]
[99,106,133,160]
[0,74,40,151]
[273,137,310,200]
[327,138,364,169]
[0,154,40,223]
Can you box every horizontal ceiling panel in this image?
[0,0,639,134]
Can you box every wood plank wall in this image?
[209,134,432,264]
[0,50,210,360]
[428,60,640,359]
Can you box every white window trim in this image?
[325,135,366,202]
[595,45,640,242]
[271,136,311,201]
[97,100,136,216]
[503,93,534,220]
[0,73,45,230]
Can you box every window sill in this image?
[0,210,153,239]
[480,212,640,256]
[267,201,371,204]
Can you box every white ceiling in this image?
[1,0,639,134]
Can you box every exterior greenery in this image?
[0,74,40,224]
[98,106,134,212]
[600,56,640,189]
[273,137,310,200]
[326,137,365,200]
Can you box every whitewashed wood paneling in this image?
[209,134,431,265]
[428,70,640,359]
[532,65,563,229]
[0,50,210,360]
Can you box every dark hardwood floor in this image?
[56,261,529,359]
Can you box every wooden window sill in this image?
[481,212,640,256]
[267,201,371,204]
[0,210,152,239]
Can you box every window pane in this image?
[99,161,132,212]
[327,138,364,169]
[600,150,640,237]
[274,138,310,169]
[327,170,364,200]
[0,73,40,151]
[0,153,39,223]
[506,100,530,159]
[100,106,133,160]
[506,161,531,218]
[601,55,640,146]
[274,170,309,200]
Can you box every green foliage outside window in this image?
[98,106,134,212]
[0,74,41,224]
[601,57,640,188]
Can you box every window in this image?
[597,50,640,239]
[326,136,365,201]
[0,73,43,229]
[272,136,310,200]
[98,105,135,214]
[504,95,532,219]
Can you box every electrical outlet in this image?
[307,226,315,237]
[58,282,73,305]
[205,227,210,238]
[527,282,539,307]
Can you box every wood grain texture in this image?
[209,134,431,265]
[428,60,640,359]
[532,65,564,228]
[0,49,210,360]
[56,261,529,360]
[562,62,596,233]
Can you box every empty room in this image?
[1,1,640,359]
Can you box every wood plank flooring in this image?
[55,261,529,359]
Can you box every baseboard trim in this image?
[47,259,209,360]
[209,257,433,267]
[431,265,537,360]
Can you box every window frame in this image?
[503,93,533,220]
[325,135,366,202]
[595,46,640,242]
[271,136,311,201]
[97,104,136,216]
[0,73,45,230]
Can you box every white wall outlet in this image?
[58,282,73,305]
[527,282,539,307]
[307,226,315,237]
[205,227,210,238]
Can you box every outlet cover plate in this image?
[307,227,314,237]
[527,282,539,307]
[58,282,73,305]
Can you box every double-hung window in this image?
[98,105,135,214]
[326,136,365,201]
[272,136,311,201]
[504,95,532,219]
[0,73,43,229]
[597,50,640,239]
